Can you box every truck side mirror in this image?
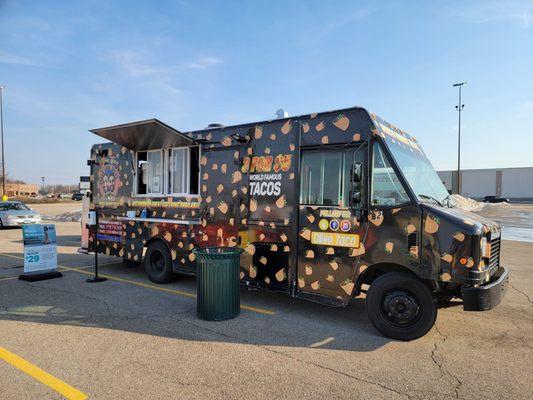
[352,161,363,183]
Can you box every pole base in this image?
[86,277,107,283]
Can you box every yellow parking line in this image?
[0,253,275,316]
[0,346,88,400]
[0,253,24,261]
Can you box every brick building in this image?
[0,182,39,197]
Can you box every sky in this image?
[0,0,532,184]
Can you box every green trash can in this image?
[194,247,243,321]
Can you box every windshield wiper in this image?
[418,194,443,207]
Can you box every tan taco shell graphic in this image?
[249,265,257,278]
[368,211,384,226]
[333,115,350,131]
[406,224,416,234]
[424,214,439,234]
[453,232,465,242]
[329,261,339,271]
[441,253,453,263]
[250,198,258,212]
[231,170,242,183]
[340,280,355,296]
[281,120,291,134]
[217,201,228,214]
[275,269,285,282]
[244,243,256,255]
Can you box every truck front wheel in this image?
[366,272,437,341]
[144,241,174,284]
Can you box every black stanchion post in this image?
[86,210,107,283]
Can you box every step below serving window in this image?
[135,147,199,196]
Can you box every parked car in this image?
[72,193,84,201]
[0,201,42,227]
[483,196,510,203]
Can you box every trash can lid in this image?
[193,246,244,259]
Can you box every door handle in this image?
[354,209,369,222]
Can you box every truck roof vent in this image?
[206,123,224,129]
[275,109,288,119]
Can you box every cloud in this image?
[185,56,223,69]
[448,0,532,28]
[108,50,223,76]
[0,51,40,66]
[104,49,223,96]
[109,50,166,77]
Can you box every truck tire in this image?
[144,241,174,284]
[366,272,437,341]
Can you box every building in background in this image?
[437,167,533,201]
[0,182,39,197]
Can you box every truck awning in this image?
[90,119,195,151]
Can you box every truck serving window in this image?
[300,149,355,207]
[136,150,163,195]
[136,147,199,196]
[168,147,199,195]
[371,143,409,206]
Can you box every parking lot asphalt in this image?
[0,204,532,399]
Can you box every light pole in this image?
[453,82,466,195]
[0,85,6,201]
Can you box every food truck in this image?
[84,106,508,340]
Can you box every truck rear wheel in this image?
[366,272,437,341]
[144,241,174,284]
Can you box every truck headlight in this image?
[480,237,489,258]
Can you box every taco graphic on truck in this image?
[82,107,509,341]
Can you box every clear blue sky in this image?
[1,0,532,184]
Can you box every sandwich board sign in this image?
[19,224,62,281]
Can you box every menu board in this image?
[22,224,58,273]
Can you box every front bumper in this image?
[4,217,42,226]
[462,266,509,311]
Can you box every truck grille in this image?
[489,236,501,269]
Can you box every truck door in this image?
[297,145,367,301]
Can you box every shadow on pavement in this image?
[0,251,392,352]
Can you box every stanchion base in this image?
[86,277,108,283]
[19,271,63,282]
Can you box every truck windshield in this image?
[386,142,451,206]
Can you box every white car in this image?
[0,201,42,227]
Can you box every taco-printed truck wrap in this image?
[84,107,508,340]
